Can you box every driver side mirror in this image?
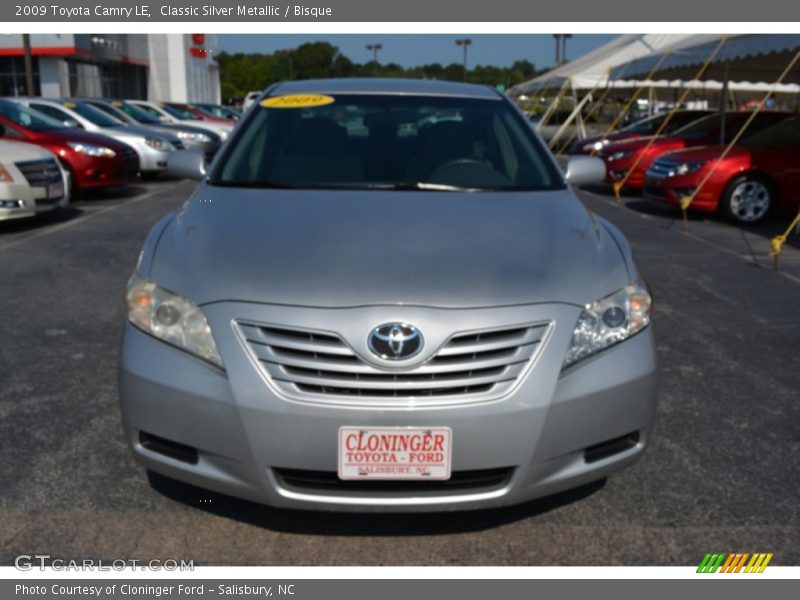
[63,119,80,128]
[167,149,206,181]
[564,155,606,187]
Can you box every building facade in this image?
[0,34,220,102]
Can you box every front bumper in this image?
[119,302,659,512]
[0,181,67,221]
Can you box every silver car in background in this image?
[85,99,222,159]
[127,100,234,141]
[8,98,180,176]
[120,79,658,512]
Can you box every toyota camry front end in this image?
[119,78,658,512]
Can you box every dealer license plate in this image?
[338,426,452,480]
[48,182,64,199]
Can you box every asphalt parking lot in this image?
[1,179,798,566]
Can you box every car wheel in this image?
[721,175,773,225]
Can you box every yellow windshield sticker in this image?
[63,102,76,108]
[111,101,123,107]
[261,94,335,109]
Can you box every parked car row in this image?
[0,97,236,222]
[571,110,800,224]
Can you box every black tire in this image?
[720,174,775,225]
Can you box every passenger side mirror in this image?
[167,149,206,181]
[564,155,606,187]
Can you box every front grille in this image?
[15,158,61,187]
[273,467,514,493]
[171,140,184,150]
[239,321,549,406]
[647,158,678,179]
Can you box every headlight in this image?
[563,279,652,368]
[176,131,211,143]
[583,140,605,152]
[67,142,116,158]
[126,273,223,368]
[0,164,14,182]
[608,149,633,162]
[145,137,168,150]
[674,161,707,176]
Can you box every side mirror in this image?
[167,149,206,181]
[565,155,606,187]
[63,119,80,128]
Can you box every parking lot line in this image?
[579,189,800,286]
[0,181,186,253]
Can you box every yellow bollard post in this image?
[770,211,800,272]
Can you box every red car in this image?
[643,114,800,224]
[571,110,714,155]
[599,111,793,189]
[163,102,235,125]
[0,99,139,191]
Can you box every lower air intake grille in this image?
[238,321,549,406]
[273,467,514,493]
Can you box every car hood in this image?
[45,128,134,152]
[658,145,748,162]
[147,187,632,309]
[0,138,54,161]
[107,124,179,143]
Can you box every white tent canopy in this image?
[609,34,800,86]
[510,34,709,95]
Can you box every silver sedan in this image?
[120,79,658,512]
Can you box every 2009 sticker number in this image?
[260,94,335,109]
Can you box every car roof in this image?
[268,78,503,100]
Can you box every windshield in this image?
[621,111,713,135]
[116,102,161,124]
[211,94,564,191]
[198,104,226,118]
[621,114,662,134]
[741,116,800,148]
[91,102,135,124]
[0,100,65,131]
[163,105,194,120]
[133,103,168,120]
[67,102,125,127]
[674,111,788,142]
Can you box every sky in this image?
[218,34,617,70]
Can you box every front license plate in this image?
[338,426,452,480]
[48,182,64,199]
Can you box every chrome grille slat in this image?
[240,323,355,356]
[268,362,527,391]
[15,159,62,187]
[238,321,548,405]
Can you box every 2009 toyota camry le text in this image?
[119,78,658,512]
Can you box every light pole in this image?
[455,38,472,81]
[365,43,382,76]
[561,34,573,64]
[21,34,35,95]
[553,34,561,67]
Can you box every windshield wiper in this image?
[362,182,495,192]
[210,180,305,189]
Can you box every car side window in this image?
[31,104,82,128]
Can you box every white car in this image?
[127,100,234,141]
[242,91,261,111]
[0,139,68,221]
